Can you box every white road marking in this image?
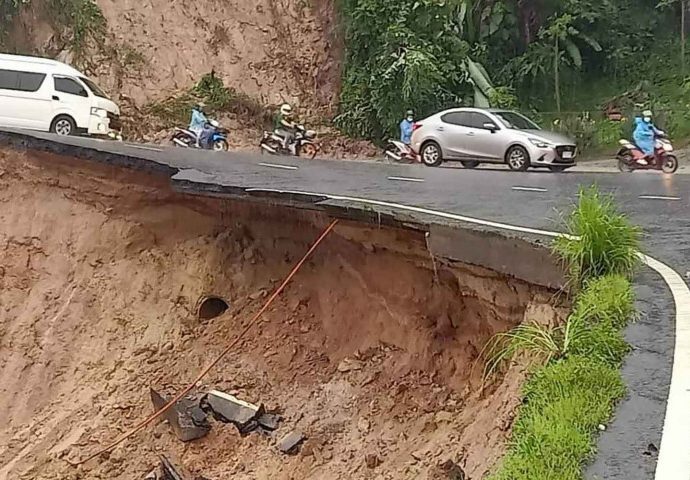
[387,176,425,183]
[512,186,548,192]
[129,145,163,152]
[258,162,298,171]
[639,195,681,201]
[244,187,690,480]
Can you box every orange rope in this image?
[72,219,339,465]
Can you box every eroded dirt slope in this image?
[0,147,565,479]
[7,0,342,109]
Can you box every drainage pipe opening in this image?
[197,296,229,320]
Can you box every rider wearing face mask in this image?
[633,110,663,165]
[400,110,414,146]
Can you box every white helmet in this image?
[280,103,292,115]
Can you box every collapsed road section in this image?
[0,145,567,479]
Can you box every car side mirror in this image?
[483,122,498,132]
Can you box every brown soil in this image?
[0,147,566,479]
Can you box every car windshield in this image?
[494,111,540,130]
[79,76,108,98]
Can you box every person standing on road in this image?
[400,110,414,146]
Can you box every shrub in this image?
[553,185,641,287]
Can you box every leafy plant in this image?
[554,185,641,287]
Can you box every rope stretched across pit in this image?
[71,219,339,466]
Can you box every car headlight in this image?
[528,138,553,149]
[90,107,108,117]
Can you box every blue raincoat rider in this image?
[189,103,208,146]
[400,110,414,146]
[632,110,663,165]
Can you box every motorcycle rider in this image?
[275,103,297,153]
[189,102,208,147]
[632,110,663,165]
[400,109,414,147]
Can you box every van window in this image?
[0,69,46,92]
[79,76,108,98]
[54,77,88,97]
[18,72,46,92]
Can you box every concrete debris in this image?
[150,388,211,442]
[337,358,364,373]
[257,412,282,431]
[202,390,265,434]
[277,430,306,454]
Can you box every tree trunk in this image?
[554,36,561,113]
[680,0,688,76]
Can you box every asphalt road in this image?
[2,129,688,480]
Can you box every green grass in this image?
[487,185,639,480]
[553,186,641,288]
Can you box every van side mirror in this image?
[483,122,498,132]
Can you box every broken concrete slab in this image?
[150,388,211,442]
[202,390,264,434]
[257,412,282,431]
[277,430,306,454]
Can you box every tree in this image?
[658,0,688,74]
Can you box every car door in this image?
[461,112,504,162]
[438,111,473,159]
[52,75,91,129]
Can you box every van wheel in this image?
[51,116,76,136]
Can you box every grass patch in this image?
[554,185,641,288]
[145,72,272,129]
[487,185,639,480]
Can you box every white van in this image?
[0,53,121,137]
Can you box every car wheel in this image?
[506,145,530,171]
[51,116,76,136]
[421,141,443,167]
[461,160,480,169]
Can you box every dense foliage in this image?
[338,0,688,142]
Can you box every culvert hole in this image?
[197,296,229,320]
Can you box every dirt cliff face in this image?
[5,0,343,110]
[0,146,566,479]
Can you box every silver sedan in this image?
[410,108,577,172]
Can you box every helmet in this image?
[194,102,206,111]
[642,109,653,118]
[280,103,292,115]
[406,109,414,117]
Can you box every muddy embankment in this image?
[0,146,567,479]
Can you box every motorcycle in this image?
[384,140,419,163]
[616,133,678,174]
[171,120,229,152]
[259,125,318,159]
